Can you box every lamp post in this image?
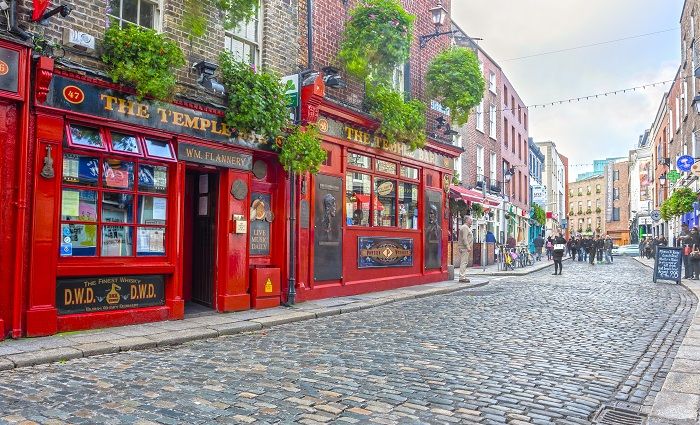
[418,1,456,48]
[659,173,667,187]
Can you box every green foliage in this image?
[365,83,426,150]
[102,23,185,100]
[470,202,484,219]
[661,187,697,220]
[338,0,414,82]
[532,204,546,226]
[215,0,258,30]
[426,47,485,126]
[183,0,208,40]
[276,125,327,174]
[449,197,469,217]
[219,51,290,138]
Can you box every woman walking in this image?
[552,233,567,275]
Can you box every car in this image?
[612,244,639,256]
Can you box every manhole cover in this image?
[593,406,647,425]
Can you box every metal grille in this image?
[593,406,647,425]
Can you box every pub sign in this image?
[56,275,165,315]
[358,237,413,268]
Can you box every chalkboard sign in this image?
[653,246,682,284]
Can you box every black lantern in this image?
[658,173,667,187]
[419,1,456,48]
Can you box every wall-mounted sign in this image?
[425,189,443,269]
[43,74,275,151]
[358,237,413,268]
[0,47,19,93]
[314,175,342,281]
[56,275,165,315]
[178,142,252,170]
[249,193,271,255]
[677,155,694,172]
[317,116,454,170]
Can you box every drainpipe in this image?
[9,0,31,40]
[12,49,31,338]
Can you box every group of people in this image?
[533,233,616,274]
[639,236,668,259]
[533,233,567,274]
[675,224,700,280]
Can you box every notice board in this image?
[653,246,682,284]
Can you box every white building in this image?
[535,141,566,236]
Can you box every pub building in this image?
[2,55,458,338]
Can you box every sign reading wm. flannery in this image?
[178,142,252,170]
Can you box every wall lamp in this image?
[322,66,346,89]
[504,166,515,182]
[693,94,700,114]
[658,173,667,187]
[435,116,458,136]
[34,4,73,23]
[418,1,456,48]
[193,60,225,95]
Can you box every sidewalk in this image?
[634,256,700,425]
[458,257,559,276]
[0,277,489,371]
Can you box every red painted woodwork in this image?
[34,56,53,104]
[0,101,18,339]
[301,74,325,124]
[250,267,280,309]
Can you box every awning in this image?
[353,193,370,203]
[449,186,500,207]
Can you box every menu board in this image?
[653,246,682,284]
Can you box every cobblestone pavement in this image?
[0,258,695,425]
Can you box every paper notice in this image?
[61,190,80,217]
[153,197,167,220]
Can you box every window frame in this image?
[107,0,161,30]
[223,1,262,67]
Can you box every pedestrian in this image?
[533,234,544,261]
[546,237,553,260]
[588,236,597,265]
[578,236,585,262]
[570,238,578,261]
[457,216,474,283]
[604,235,613,264]
[552,233,566,275]
[678,224,692,279]
[596,236,604,263]
[690,227,700,280]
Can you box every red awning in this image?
[354,193,370,203]
[449,186,500,207]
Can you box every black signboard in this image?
[424,189,443,269]
[178,142,252,170]
[0,47,19,94]
[44,74,275,151]
[358,237,413,268]
[57,275,165,315]
[249,192,272,255]
[314,175,342,281]
[653,246,682,284]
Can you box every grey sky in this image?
[451,0,683,179]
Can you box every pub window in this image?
[398,182,418,229]
[346,172,371,226]
[144,138,175,159]
[400,165,419,180]
[321,149,332,167]
[376,159,397,175]
[60,125,170,257]
[348,152,371,169]
[374,178,396,227]
[108,0,160,29]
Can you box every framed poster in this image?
[314,175,342,281]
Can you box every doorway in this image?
[184,169,218,311]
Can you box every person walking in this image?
[588,236,597,265]
[552,233,566,275]
[604,235,613,264]
[678,224,692,279]
[690,227,700,280]
[533,234,544,261]
[545,237,553,260]
[458,216,474,283]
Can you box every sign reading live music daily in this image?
[56,275,165,315]
[43,74,274,151]
[0,46,19,93]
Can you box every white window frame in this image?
[489,104,497,139]
[475,101,484,132]
[489,72,496,94]
[476,145,484,178]
[489,152,497,182]
[108,0,162,29]
[224,3,262,67]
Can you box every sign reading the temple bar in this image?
[56,275,165,315]
[43,74,274,151]
[317,116,454,170]
[0,46,19,93]
[358,237,413,268]
[178,142,252,170]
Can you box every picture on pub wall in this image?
[424,189,442,269]
[314,175,343,281]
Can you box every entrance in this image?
[184,169,218,310]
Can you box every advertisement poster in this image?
[358,237,413,268]
[56,274,165,315]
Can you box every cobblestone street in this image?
[0,257,695,425]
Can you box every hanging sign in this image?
[667,170,681,184]
[677,155,695,172]
[650,210,661,222]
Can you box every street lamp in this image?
[504,166,515,183]
[659,173,667,187]
[418,1,456,48]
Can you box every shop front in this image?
[0,37,31,339]
[292,103,460,301]
[24,67,287,336]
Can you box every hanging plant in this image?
[219,51,291,138]
[470,202,484,219]
[102,23,186,100]
[365,83,426,150]
[661,187,697,219]
[426,47,485,126]
[531,204,546,226]
[275,125,327,174]
[216,0,258,30]
[338,0,415,82]
[182,0,208,40]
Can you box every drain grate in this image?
[593,406,647,425]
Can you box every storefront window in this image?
[346,172,371,226]
[398,183,418,229]
[400,166,419,180]
[60,126,172,258]
[144,138,174,159]
[374,178,396,227]
[68,125,105,149]
[348,152,371,169]
[376,160,397,175]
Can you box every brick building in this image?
[568,175,606,236]
[606,160,631,245]
[558,153,569,239]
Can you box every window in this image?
[503,86,508,107]
[475,101,484,132]
[613,170,619,181]
[224,4,260,66]
[60,126,171,257]
[577,187,582,196]
[374,178,396,227]
[517,134,521,159]
[489,71,496,93]
[596,184,601,193]
[398,182,418,230]
[524,113,528,130]
[596,199,601,208]
[489,105,497,138]
[503,118,509,147]
[587,200,591,208]
[348,152,371,169]
[613,188,620,200]
[108,0,159,29]
[476,145,484,178]
[393,63,405,94]
[489,153,497,181]
[346,172,371,226]
[376,160,397,175]
[612,207,620,221]
[401,166,419,180]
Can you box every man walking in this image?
[458,216,474,283]
[533,234,544,261]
